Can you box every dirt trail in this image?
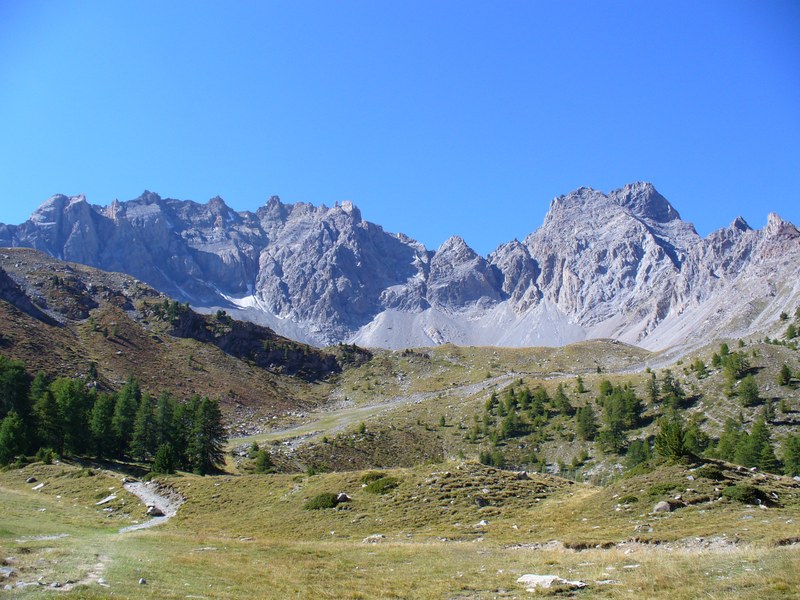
[119,481,184,533]
[230,373,518,450]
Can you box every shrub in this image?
[618,494,639,504]
[35,447,57,464]
[721,484,764,505]
[360,471,385,484]
[364,476,399,495]
[303,492,339,510]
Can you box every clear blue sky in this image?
[1,1,798,255]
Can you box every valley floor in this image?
[1,461,798,599]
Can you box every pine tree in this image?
[112,376,141,455]
[738,374,759,407]
[154,392,176,449]
[576,405,597,441]
[553,383,574,415]
[654,413,688,460]
[783,435,800,476]
[89,393,116,459]
[646,372,659,404]
[714,417,742,461]
[50,377,93,455]
[757,441,781,473]
[734,417,771,468]
[152,443,176,474]
[130,394,157,461]
[0,411,26,465]
[254,449,273,473]
[777,364,792,386]
[187,397,227,475]
[33,389,62,454]
[625,438,651,469]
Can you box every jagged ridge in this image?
[1,182,799,352]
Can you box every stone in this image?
[516,471,529,480]
[362,534,385,544]
[138,578,146,585]
[336,493,351,503]
[31,483,44,491]
[25,477,36,484]
[474,496,489,507]
[146,505,165,517]
[516,574,587,591]
[652,501,672,513]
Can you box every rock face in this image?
[2,183,799,351]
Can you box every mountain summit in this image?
[1,183,798,351]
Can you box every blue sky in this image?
[1,1,798,255]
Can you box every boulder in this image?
[517,574,587,592]
[25,477,36,484]
[516,471,529,480]
[652,501,672,513]
[336,493,352,503]
[146,505,165,517]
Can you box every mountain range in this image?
[2,182,798,351]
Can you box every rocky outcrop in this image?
[2,183,798,351]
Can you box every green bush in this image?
[618,494,639,504]
[695,463,726,481]
[721,484,764,505]
[364,476,399,495]
[303,492,339,510]
[360,471,385,484]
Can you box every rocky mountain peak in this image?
[608,182,680,223]
[730,216,751,232]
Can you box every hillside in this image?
[0,248,346,427]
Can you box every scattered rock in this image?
[138,578,147,585]
[0,567,16,579]
[652,501,672,513]
[477,520,489,527]
[362,534,385,544]
[25,477,36,484]
[146,505,165,517]
[516,574,587,592]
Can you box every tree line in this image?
[0,356,227,474]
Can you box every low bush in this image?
[721,484,764,505]
[364,476,399,495]
[303,492,339,510]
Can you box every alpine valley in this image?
[2,182,799,353]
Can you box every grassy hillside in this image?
[1,460,798,598]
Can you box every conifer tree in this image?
[112,376,141,455]
[89,393,116,459]
[783,435,800,477]
[187,397,226,475]
[130,393,157,461]
[0,411,26,465]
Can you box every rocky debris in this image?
[362,534,385,544]
[516,574,587,592]
[652,501,673,513]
